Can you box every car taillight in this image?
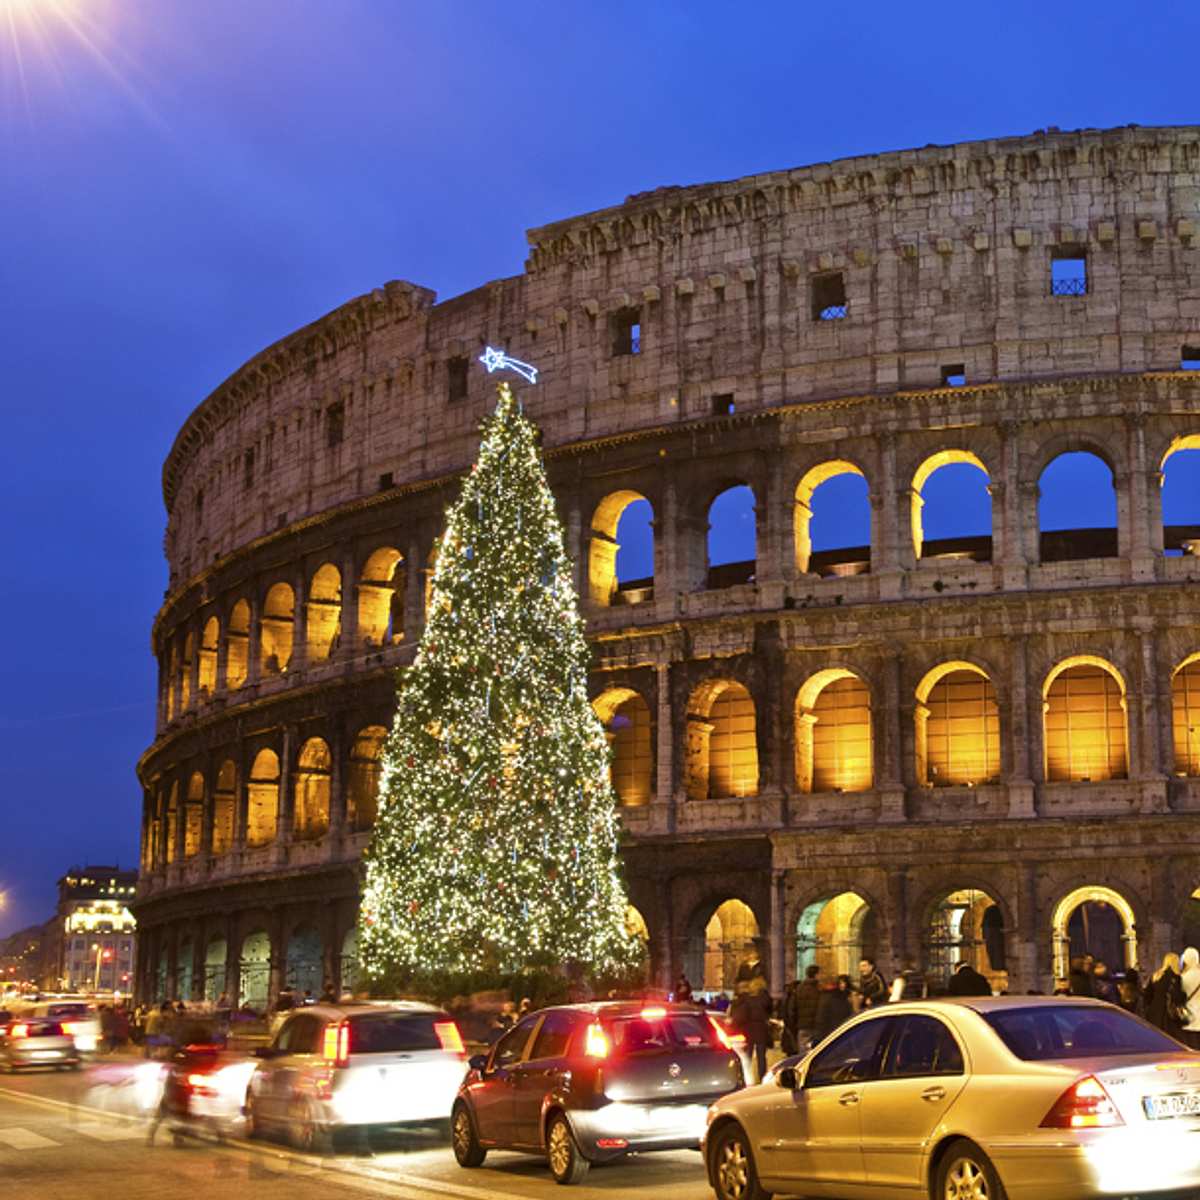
[1041,1075,1124,1129]
[62,1022,83,1037]
[321,1021,350,1068]
[708,1015,744,1051]
[640,1006,667,1020]
[8,1024,28,1039]
[186,1073,215,1095]
[584,1022,610,1059]
[434,1021,465,1055]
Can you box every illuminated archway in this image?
[915,662,1001,786]
[347,726,388,831]
[226,600,250,689]
[165,644,178,720]
[686,680,758,800]
[593,688,653,806]
[589,491,654,605]
[625,905,650,945]
[260,583,294,675]
[238,930,271,1010]
[285,925,323,997]
[795,892,877,979]
[794,669,873,793]
[203,937,227,1002]
[293,738,331,840]
[306,563,342,662]
[246,749,279,847]
[184,771,204,859]
[923,888,1005,991]
[911,450,991,560]
[359,548,404,647]
[211,760,236,856]
[1043,656,1127,782]
[794,461,869,576]
[1051,885,1137,979]
[164,781,180,864]
[1172,653,1200,776]
[1039,451,1118,562]
[180,633,194,711]
[198,616,219,695]
[693,898,759,993]
[707,485,756,588]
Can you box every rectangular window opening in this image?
[447,356,469,403]
[611,308,642,357]
[812,272,847,321]
[1051,247,1088,296]
[1182,345,1200,370]
[326,402,345,448]
[378,472,394,491]
[712,393,736,415]
[940,364,966,387]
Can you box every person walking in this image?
[1115,973,1144,1017]
[813,975,853,1043]
[1179,947,1200,1049]
[787,965,822,1055]
[1090,961,1118,1004]
[947,961,992,996]
[857,958,888,1008]
[1067,956,1094,997]
[674,973,693,1003]
[1144,953,1187,1040]
[733,977,772,1084]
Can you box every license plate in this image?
[1143,1091,1200,1120]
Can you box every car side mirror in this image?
[776,1066,801,1090]
[468,1053,488,1072]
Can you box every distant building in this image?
[53,867,138,994]
[0,924,48,993]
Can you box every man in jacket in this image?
[857,958,888,1007]
[948,961,992,996]
[786,964,822,1053]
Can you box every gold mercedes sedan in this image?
[702,995,1200,1200]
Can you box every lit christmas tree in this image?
[359,376,639,989]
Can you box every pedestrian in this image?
[1090,961,1117,1004]
[489,1001,516,1040]
[813,974,853,1043]
[947,961,992,997]
[1115,974,1143,1017]
[98,1004,116,1054]
[1144,953,1187,1040]
[736,942,766,989]
[516,996,532,1019]
[320,980,337,1003]
[889,959,927,1002]
[857,958,888,1008]
[1067,956,1094,997]
[674,973,693,1003]
[1179,947,1200,1049]
[787,964,822,1054]
[732,976,771,1084]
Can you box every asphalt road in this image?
[0,1060,716,1200]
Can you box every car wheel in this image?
[546,1114,589,1186]
[936,1139,1006,1200]
[711,1122,771,1200]
[451,1103,486,1168]
[288,1099,331,1155]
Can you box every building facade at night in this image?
[137,126,1200,1005]
[50,868,138,994]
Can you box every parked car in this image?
[703,995,1200,1200]
[0,1014,81,1073]
[452,1001,744,1185]
[245,1001,467,1152]
[21,1001,100,1053]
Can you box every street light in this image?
[92,943,113,992]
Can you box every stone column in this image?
[191,938,205,1002]
[278,725,295,843]
[872,434,904,598]
[655,663,675,829]
[233,741,249,853]
[1147,854,1177,976]
[756,455,788,601]
[1135,622,1169,812]
[1018,481,1042,567]
[886,868,909,975]
[290,567,308,674]
[341,549,361,658]
[404,536,424,643]
[200,762,215,858]
[1016,861,1041,992]
[656,877,674,992]
[223,914,239,1004]
[653,475,677,616]
[1124,413,1156,579]
[328,720,347,839]
[878,652,906,822]
[769,869,787,996]
[998,422,1030,587]
[566,493,586,607]
[268,909,286,1004]
[246,591,262,686]
[188,628,202,711]
[215,616,230,693]
[165,933,179,1002]
[1007,638,1036,816]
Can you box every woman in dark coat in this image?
[1144,953,1187,1040]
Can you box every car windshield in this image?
[607,1012,722,1054]
[348,1012,444,1053]
[984,1005,1181,1060]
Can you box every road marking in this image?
[0,1127,58,1149]
[77,1122,145,1141]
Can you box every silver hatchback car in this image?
[704,995,1200,1200]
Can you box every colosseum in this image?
[136,125,1200,1008]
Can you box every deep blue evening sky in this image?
[2,0,1198,934]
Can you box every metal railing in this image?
[817,304,848,320]
[1051,276,1087,296]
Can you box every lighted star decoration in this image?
[479,346,539,385]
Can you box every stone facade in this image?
[137,127,1200,1005]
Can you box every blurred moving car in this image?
[149,1020,255,1145]
[704,995,1200,1200]
[246,1000,467,1152]
[452,1001,744,1185]
[0,1013,80,1073]
[21,1000,100,1054]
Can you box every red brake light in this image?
[434,1021,465,1055]
[708,1015,744,1051]
[322,1021,350,1067]
[584,1022,610,1059]
[8,1023,28,1039]
[640,1006,667,1020]
[62,1022,82,1037]
[1041,1075,1124,1129]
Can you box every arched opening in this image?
[260,583,294,675]
[689,899,759,994]
[589,492,654,605]
[795,462,871,578]
[165,782,180,864]
[912,452,992,563]
[625,905,650,946]
[198,616,219,695]
[1172,654,1200,776]
[211,760,236,855]
[1039,451,1118,563]
[794,669,873,794]
[685,681,758,800]
[915,662,1001,787]
[1051,886,1137,979]
[293,738,331,840]
[184,772,204,858]
[707,485,756,589]
[203,937,227,1002]
[180,633,195,711]
[1160,436,1200,555]
[246,749,279,847]
[165,645,178,721]
[348,726,387,831]
[306,563,342,662]
[177,938,194,1000]
[1043,657,1128,782]
[359,547,405,647]
[593,689,653,806]
[226,600,250,689]
[923,889,1006,992]
[285,925,323,998]
[795,892,878,979]
[238,930,271,1010]
[340,927,357,996]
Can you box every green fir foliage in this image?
[359,381,640,991]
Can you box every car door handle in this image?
[838,1091,860,1106]
[921,1086,946,1102]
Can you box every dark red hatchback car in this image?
[451,1001,743,1185]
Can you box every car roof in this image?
[876,995,1116,1014]
[535,1001,708,1019]
[285,1000,445,1019]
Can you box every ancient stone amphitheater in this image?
[136,126,1200,1007]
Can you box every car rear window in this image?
[984,1005,1181,1060]
[45,1004,89,1020]
[607,1012,722,1054]
[349,1012,446,1054]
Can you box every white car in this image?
[246,1000,467,1152]
[21,1001,100,1053]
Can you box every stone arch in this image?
[347,725,387,831]
[226,599,250,689]
[165,781,180,864]
[685,897,760,993]
[203,935,227,1002]
[1172,652,1200,777]
[911,450,992,560]
[294,737,331,840]
[920,885,1007,992]
[793,460,869,575]
[1042,656,1128,782]
[184,771,204,859]
[1051,885,1138,979]
[794,668,873,794]
[1160,434,1200,555]
[706,484,757,588]
[593,687,653,806]
[211,759,236,855]
[165,643,178,720]
[285,923,323,997]
[238,929,271,1009]
[260,583,294,675]
[794,890,879,980]
[915,661,1001,787]
[246,748,280,847]
[359,547,404,647]
[180,632,195,711]
[306,563,342,662]
[686,679,758,800]
[589,490,654,605]
[198,616,219,694]
[1037,445,1120,563]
